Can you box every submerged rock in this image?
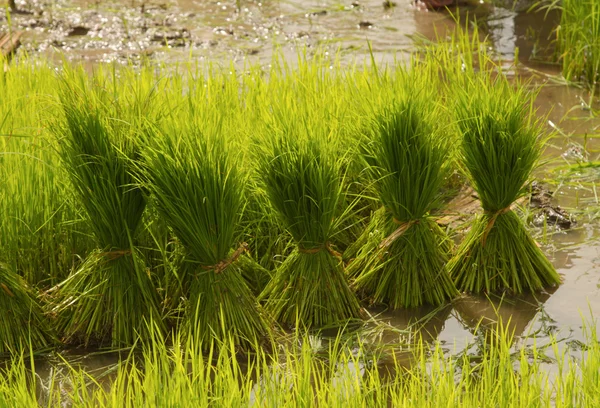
[530,182,575,229]
[415,0,455,9]
[68,26,90,37]
[534,207,573,229]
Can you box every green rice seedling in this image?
[0,353,42,407]
[348,82,458,309]
[141,121,271,350]
[6,314,600,407]
[447,76,561,294]
[0,62,90,287]
[48,70,163,347]
[0,263,54,353]
[238,179,288,293]
[555,0,600,87]
[257,125,362,328]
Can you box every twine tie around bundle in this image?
[201,242,249,274]
[379,218,420,249]
[0,283,14,297]
[482,206,512,245]
[298,242,342,258]
[99,249,132,260]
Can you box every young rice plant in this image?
[0,263,54,353]
[48,71,163,346]
[349,83,458,309]
[447,76,562,294]
[556,0,600,87]
[257,125,362,328]
[141,120,271,350]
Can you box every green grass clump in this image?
[3,316,600,407]
[0,263,54,353]
[557,0,600,86]
[141,122,271,350]
[48,71,163,347]
[349,86,458,309]
[257,129,362,328]
[447,76,561,294]
[0,62,89,287]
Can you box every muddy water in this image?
[4,0,544,68]
[3,0,600,396]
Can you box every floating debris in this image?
[213,27,234,36]
[0,30,23,59]
[151,29,190,47]
[308,10,328,17]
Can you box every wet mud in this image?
[2,0,554,68]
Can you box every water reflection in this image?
[365,305,452,378]
[33,349,124,405]
[487,6,559,70]
[454,291,554,340]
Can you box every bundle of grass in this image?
[257,131,362,328]
[347,94,458,309]
[141,123,271,350]
[447,77,561,294]
[0,263,54,353]
[49,76,163,347]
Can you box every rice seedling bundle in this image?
[257,129,362,328]
[49,73,163,346]
[0,263,54,353]
[348,89,458,309]
[447,77,561,294]
[141,122,270,350]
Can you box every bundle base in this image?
[448,211,562,294]
[51,250,163,347]
[186,263,271,351]
[0,264,54,353]
[260,250,361,328]
[350,219,457,309]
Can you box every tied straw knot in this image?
[298,242,342,258]
[99,249,132,261]
[202,242,249,274]
[1,283,14,297]
[482,206,512,246]
[379,218,420,249]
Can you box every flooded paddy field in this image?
[2,0,600,405]
[2,0,561,67]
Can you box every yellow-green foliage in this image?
[0,27,552,351]
[0,318,599,407]
[0,24,574,406]
[557,0,600,86]
[1,54,457,286]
